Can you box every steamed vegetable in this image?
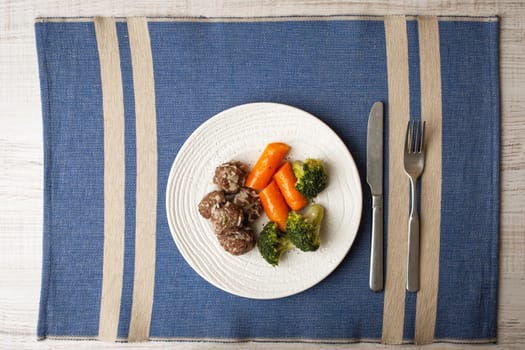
[285,204,324,252]
[257,222,294,266]
[292,158,328,199]
[245,142,289,190]
[259,180,289,231]
[273,161,308,211]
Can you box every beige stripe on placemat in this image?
[415,15,443,345]
[94,17,126,342]
[127,17,158,342]
[382,15,410,345]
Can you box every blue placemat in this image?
[35,15,499,344]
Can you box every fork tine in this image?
[411,120,417,153]
[411,121,417,153]
[405,121,411,153]
[413,121,416,153]
[419,121,425,152]
[417,120,424,153]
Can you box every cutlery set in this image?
[367,102,426,293]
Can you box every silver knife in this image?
[366,101,384,292]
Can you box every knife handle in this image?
[369,195,383,292]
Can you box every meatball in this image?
[213,161,249,193]
[217,226,255,255]
[233,187,263,222]
[198,190,226,219]
[209,201,243,234]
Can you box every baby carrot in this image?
[273,161,308,211]
[245,142,290,191]
[259,180,289,231]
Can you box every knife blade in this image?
[366,101,384,292]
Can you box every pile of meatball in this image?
[198,161,263,255]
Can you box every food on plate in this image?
[257,201,325,265]
[273,161,307,211]
[257,222,294,266]
[217,226,255,255]
[213,161,249,193]
[198,160,262,256]
[292,158,328,199]
[198,142,330,262]
[285,203,325,252]
[209,201,244,234]
[245,142,290,190]
[198,190,226,219]
[259,180,289,232]
[233,187,263,223]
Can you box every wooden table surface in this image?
[1,1,524,349]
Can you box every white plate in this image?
[166,102,362,299]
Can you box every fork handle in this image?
[407,214,420,292]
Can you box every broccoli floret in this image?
[285,204,324,252]
[257,222,294,266]
[292,158,328,199]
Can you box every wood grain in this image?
[1,1,524,349]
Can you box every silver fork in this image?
[403,120,425,293]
